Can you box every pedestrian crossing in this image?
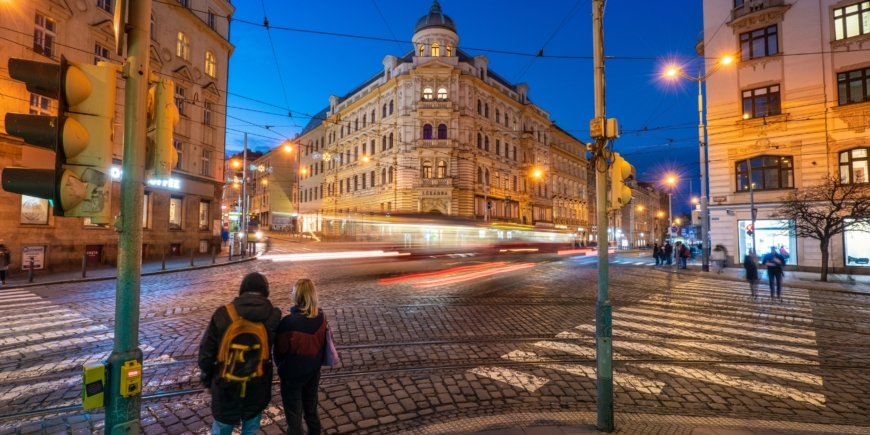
[466,276,836,407]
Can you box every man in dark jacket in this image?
[199,272,281,435]
[762,246,786,301]
[664,242,673,265]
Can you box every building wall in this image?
[0,0,233,273]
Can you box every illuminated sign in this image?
[148,179,181,189]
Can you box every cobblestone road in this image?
[2,245,870,434]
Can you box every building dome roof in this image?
[414,1,456,34]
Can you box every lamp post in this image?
[665,56,733,272]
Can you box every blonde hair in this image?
[292,279,319,318]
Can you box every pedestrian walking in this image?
[743,249,759,298]
[711,245,726,274]
[198,272,282,435]
[762,246,785,302]
[680,243,690,269]
[664,242,673,265]
[653,243,661,266]
[0,239,10,286]
[274,279,328,435]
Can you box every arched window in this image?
[422,161,433,178]
[477,100,482,115]
[446,45,452,56]
[176,32,190,60]
[437,88,447,100]
[362,114,366,127]
[389,132,394,149]
[484,136,490,152]
[504,142,510,158]
[423,87,433,100]
[495,109,500,123]
[389,100,394,114]
[419,45,424,56]
[437,124,447,139]
[495,140,501,155]
[381,168,387,186]
[355,118,359,131]
[370,139,376,155]
[477,133,482,149]
[423,124,433,139]
[387,69,391,80]
[841,149,870,183]
[340,126,344,138]
[382,104,387,118]
[513,146,517,161]
[513,118,518,131]
[431,42,440,57]
[484,169,490,185]
[389,166,395,183]
[382,136,387,151]
[437,161,447,178]
[544,134,548,145]
[477,167,483,184]
[505,114,510,127]
[205,51,216,77]
[484,103,489,118]
[736,156,794,191]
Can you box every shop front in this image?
[737,219,797,265]
[844,219,870,266]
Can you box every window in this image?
[835,2,870,40]
[173,140,183,170]
[838,68,870,106]
[94,43,109,65]
[477,167,483,184]
[437,88,447,100]
[29,93,52,116]
[437,124,447,139]
[199,201,209,230]
[389,100,394,114]
[477,100,482,115]
[175,85,186,116]
[354,176,359,190]
[143,193,150,228]
[201,149,211,176]
[513,146,518,161]
[381,168,387,186]
[485,103,489,118]
[841,148,870,184]
[177,0,189,6]
[477,133,482,149]
[422,161,433,178]
[362,173,367,189]
[512,175,518,191]
[169,197,183,229]
[20,195,50,225]
[419,45,424,56]
[446,45,452,56]
[151,13,155,39]
[382,136,387,151]
[97,0,113,13]
[371,109,376,122]
[496,109,500,123]
[203,101,212,126]
[362,114,367,127]
[177,32,190,60]
[355,118,359,131]
[383,104,387,118]
[423,87,433,100]
[389,133,394,149]
[735,156,793,191]
[423,124,433,139]
[390,167,395,183]
[437,161,447,178]
[370,139,375,155]
[740,26,777,61]
[205,52,217,77]
[496,140,501,156]
[208,9,216,30]
[34,13,56,58]
[742,85,781,118]
[431,42,440,56]
[484,136,490,152]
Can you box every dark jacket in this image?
[653,246,661,256]
[274,306,326,380]
[743,255,759,281]
[198,293,281,425]
[664,244,673,256]
[762,252,786,275]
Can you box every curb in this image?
[0,256,258,291]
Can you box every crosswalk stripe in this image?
[544,363,667,395]
[467,366,550,392]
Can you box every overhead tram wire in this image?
[370,0,408,54]
[512,0,588,82]
[258,0,297,127]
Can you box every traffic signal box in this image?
[146,78,178,178]
[2,57,119,225]
[609,152,633,211]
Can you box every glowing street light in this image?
[666,175,676,184]
[658,211,664,217]
[675,218,682,225]
[636,205,644,211]
[261,179,268,185]
[300,168,307,175]
[232,160,240,168]
[533,169,543,178]
[692,197,699,204]
[665,67,678,77]
[362,155,370,163]
[282,142,293,153]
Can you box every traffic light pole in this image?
[697,63,710,272]
[592,0,613,431]
[241,133,248,257]
[107,0,151,431]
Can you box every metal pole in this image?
[241,134,248,258]
[190,248,194,267]
[161,249,166,270]
[82,254,87,278]
[748,158,757,259]
[698,63,710,272]
[592,0,613,431]
[108,0,150,429]
[484,172,488,221]
[212,245,217,264]
[28,260,34,283]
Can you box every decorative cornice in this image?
[736,113,789,137]
[738,53,783,72]
[831,33,870,50]
[727,138,800,158]
[832,102,870,133]
[727,2,791,30]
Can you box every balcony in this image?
[416,100,454,110]
[729,0,789,28]
[418,178,452,188]
[417,139,454,148]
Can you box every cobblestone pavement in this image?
[2,246,870,434]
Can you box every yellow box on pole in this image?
[119,360,142,398]
[82,361,106,410]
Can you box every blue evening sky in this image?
[223,0,707,212]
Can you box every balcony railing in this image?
[732,0,786,21]
[417,139,454,148]
[417,100,454,110]
[418,178,452,187]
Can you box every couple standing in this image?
[198,273,329,435]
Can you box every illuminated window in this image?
[419,45,424,56]
[20,195,50,225]
[735,156,793,191]
[199,201,209,230]
[834,2,870,40]
[423,87,433,100]
[446,45,452,56]
[422,161,433,178]
[431,42,440,56]
[205,51,217,77]
[169,197,183,229]
[437,161,447,178]
[841,148,870,184]
[177,32,190,60]
[94,43,109,65]
[742,85,780,118]
[437,88,447,100]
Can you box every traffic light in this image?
[145,78,178,178]
[2,57,119,224]
[746,224,754,236]
[609,152,632,210]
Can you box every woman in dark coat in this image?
[743,249,759,298]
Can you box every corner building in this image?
[292,1,589,234]
[0,0,233,272]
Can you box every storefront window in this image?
[20,196,49,225]
[737,219,797,265]
[143,193,150,229]
[199,201,209,230]
[169,197,183,230]
[844,218,870,266]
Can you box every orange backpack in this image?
[215,304,269,397]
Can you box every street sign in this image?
[713,196,727,202]
[22,245,45,270]
[670,225,678,234]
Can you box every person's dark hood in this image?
[231,292,275,322]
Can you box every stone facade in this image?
[0,0,233,273]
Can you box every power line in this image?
[370,0,407,54]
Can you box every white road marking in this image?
[468,366,550,392]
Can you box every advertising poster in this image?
[22,246,45,270]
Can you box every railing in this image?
[416,101,454,110]
[732,0,786,20]
[417,139,453,148]
[418,178,452,187]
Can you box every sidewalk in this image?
[1,246,256,290]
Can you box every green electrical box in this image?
[82,361,106,410]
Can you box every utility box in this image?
[82,361,106,410]
[120,360,142,398]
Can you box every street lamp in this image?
[283,142,293,153]
[533,168,543,178]
[663,55,734,272]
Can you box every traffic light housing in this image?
[2,57,119,224]
[609,152,632,210]
[145,78,178,178]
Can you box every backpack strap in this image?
[225,303,239,322]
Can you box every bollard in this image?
[162,249,166,270]
[28,260,34,283]
[190,248,195,267]
[212,246,217,264]
[229,243,233,261]
[82,254,87,278]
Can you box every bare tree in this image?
[769,175,870,281]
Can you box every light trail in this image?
[260,250,410,262]
[412,263,536,289]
